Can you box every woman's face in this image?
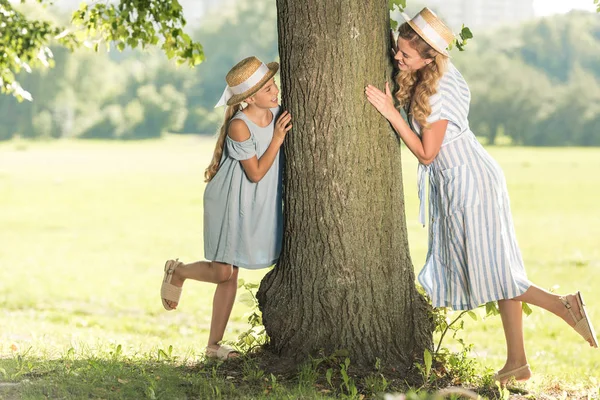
[394,37,433,71]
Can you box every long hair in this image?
[394,23,449,130]
[204,104,242,182]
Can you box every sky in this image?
[533,0,597,16]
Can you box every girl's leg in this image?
[175,260,234,285]
[165,261,233,309]
[207,267,239,352]
[497,299,530,378]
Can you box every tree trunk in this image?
[257,0,433,370]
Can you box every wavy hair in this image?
[394,23,449,130]
[204,104,243,182]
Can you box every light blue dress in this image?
[412,63,531,310]
[203,107,283,269]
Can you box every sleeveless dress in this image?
[203,107,283,269]
[412,63,531,310]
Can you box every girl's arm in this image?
[228,111,292,183]
[365,82,446,165]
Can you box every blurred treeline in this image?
[1,0,599,146]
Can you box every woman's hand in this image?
[365,82,397,121]
[273,111,292,144]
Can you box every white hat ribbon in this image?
[214,62,271,108]
[403,12,450,55]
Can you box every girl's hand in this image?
[365,82,397,121]
[273,111,292,144]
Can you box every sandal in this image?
[160,259,183,311]
[493,364,531,385]
[560,291,599,348]
[206,345,239,360]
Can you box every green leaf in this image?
[467,310,478,321]
[485,301,500,317]
[388,0,406,11]
[522,302,533,316]
[423,348,432,379]
[326,368,333,387]
[461,27,474,40]
[238,292,256,307]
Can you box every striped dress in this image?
[411,63,531,310]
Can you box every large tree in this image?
[256,0,432,369]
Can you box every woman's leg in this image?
[165,261,233,309]
[513,284,587,336]
[207,267,239,352]
[496,283,593,382]
[497,299,530,379]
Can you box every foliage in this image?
[0,0,78,100]
[0,0,202,101]
[235,279,269,353]
[71,0,204,66]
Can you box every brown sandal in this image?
[160,259,183,310]
[206,345,239,360]
[493,364,531,385]
[560,291,599,348]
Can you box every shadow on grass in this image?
[0,350,333,400]
[0,354,250,399]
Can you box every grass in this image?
[0,135,599,398]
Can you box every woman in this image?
[365,7,597,384]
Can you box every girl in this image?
[365,7,597,384]
[160,56,292,360]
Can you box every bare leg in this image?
[496,283,594,383]
[165,261,233,309]
[207,267,239,351]
[513,284,586,334]
[497,299,530,380]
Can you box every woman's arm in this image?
[365,82,447,165]
[228,111,292,182]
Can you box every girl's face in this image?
[247,78,279,108]
[394,37,433,71]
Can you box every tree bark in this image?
[257,0,433,370]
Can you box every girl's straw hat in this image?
[402,7,454,56]
[215,56,279,107]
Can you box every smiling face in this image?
[394,23,439,72]
[395,37,434,71]
[247,78,279,108]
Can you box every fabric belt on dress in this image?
[417,163,431,227]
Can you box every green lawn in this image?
[0,136,599,398]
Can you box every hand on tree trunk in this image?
[273,111,293,144]
[365,82,397,121]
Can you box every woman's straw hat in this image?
[215,56,279,107]
[402,7,454,56]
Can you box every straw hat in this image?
[215,56,279,107]
[402,7,454,56]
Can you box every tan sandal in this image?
[493,364,531,385]
[560,291,599,348]
[206,345,239,360]
[160,259,183,311]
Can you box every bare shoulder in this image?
[228,119,251,142]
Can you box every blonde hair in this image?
[394,22,449,130]
[204,104,243,182]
